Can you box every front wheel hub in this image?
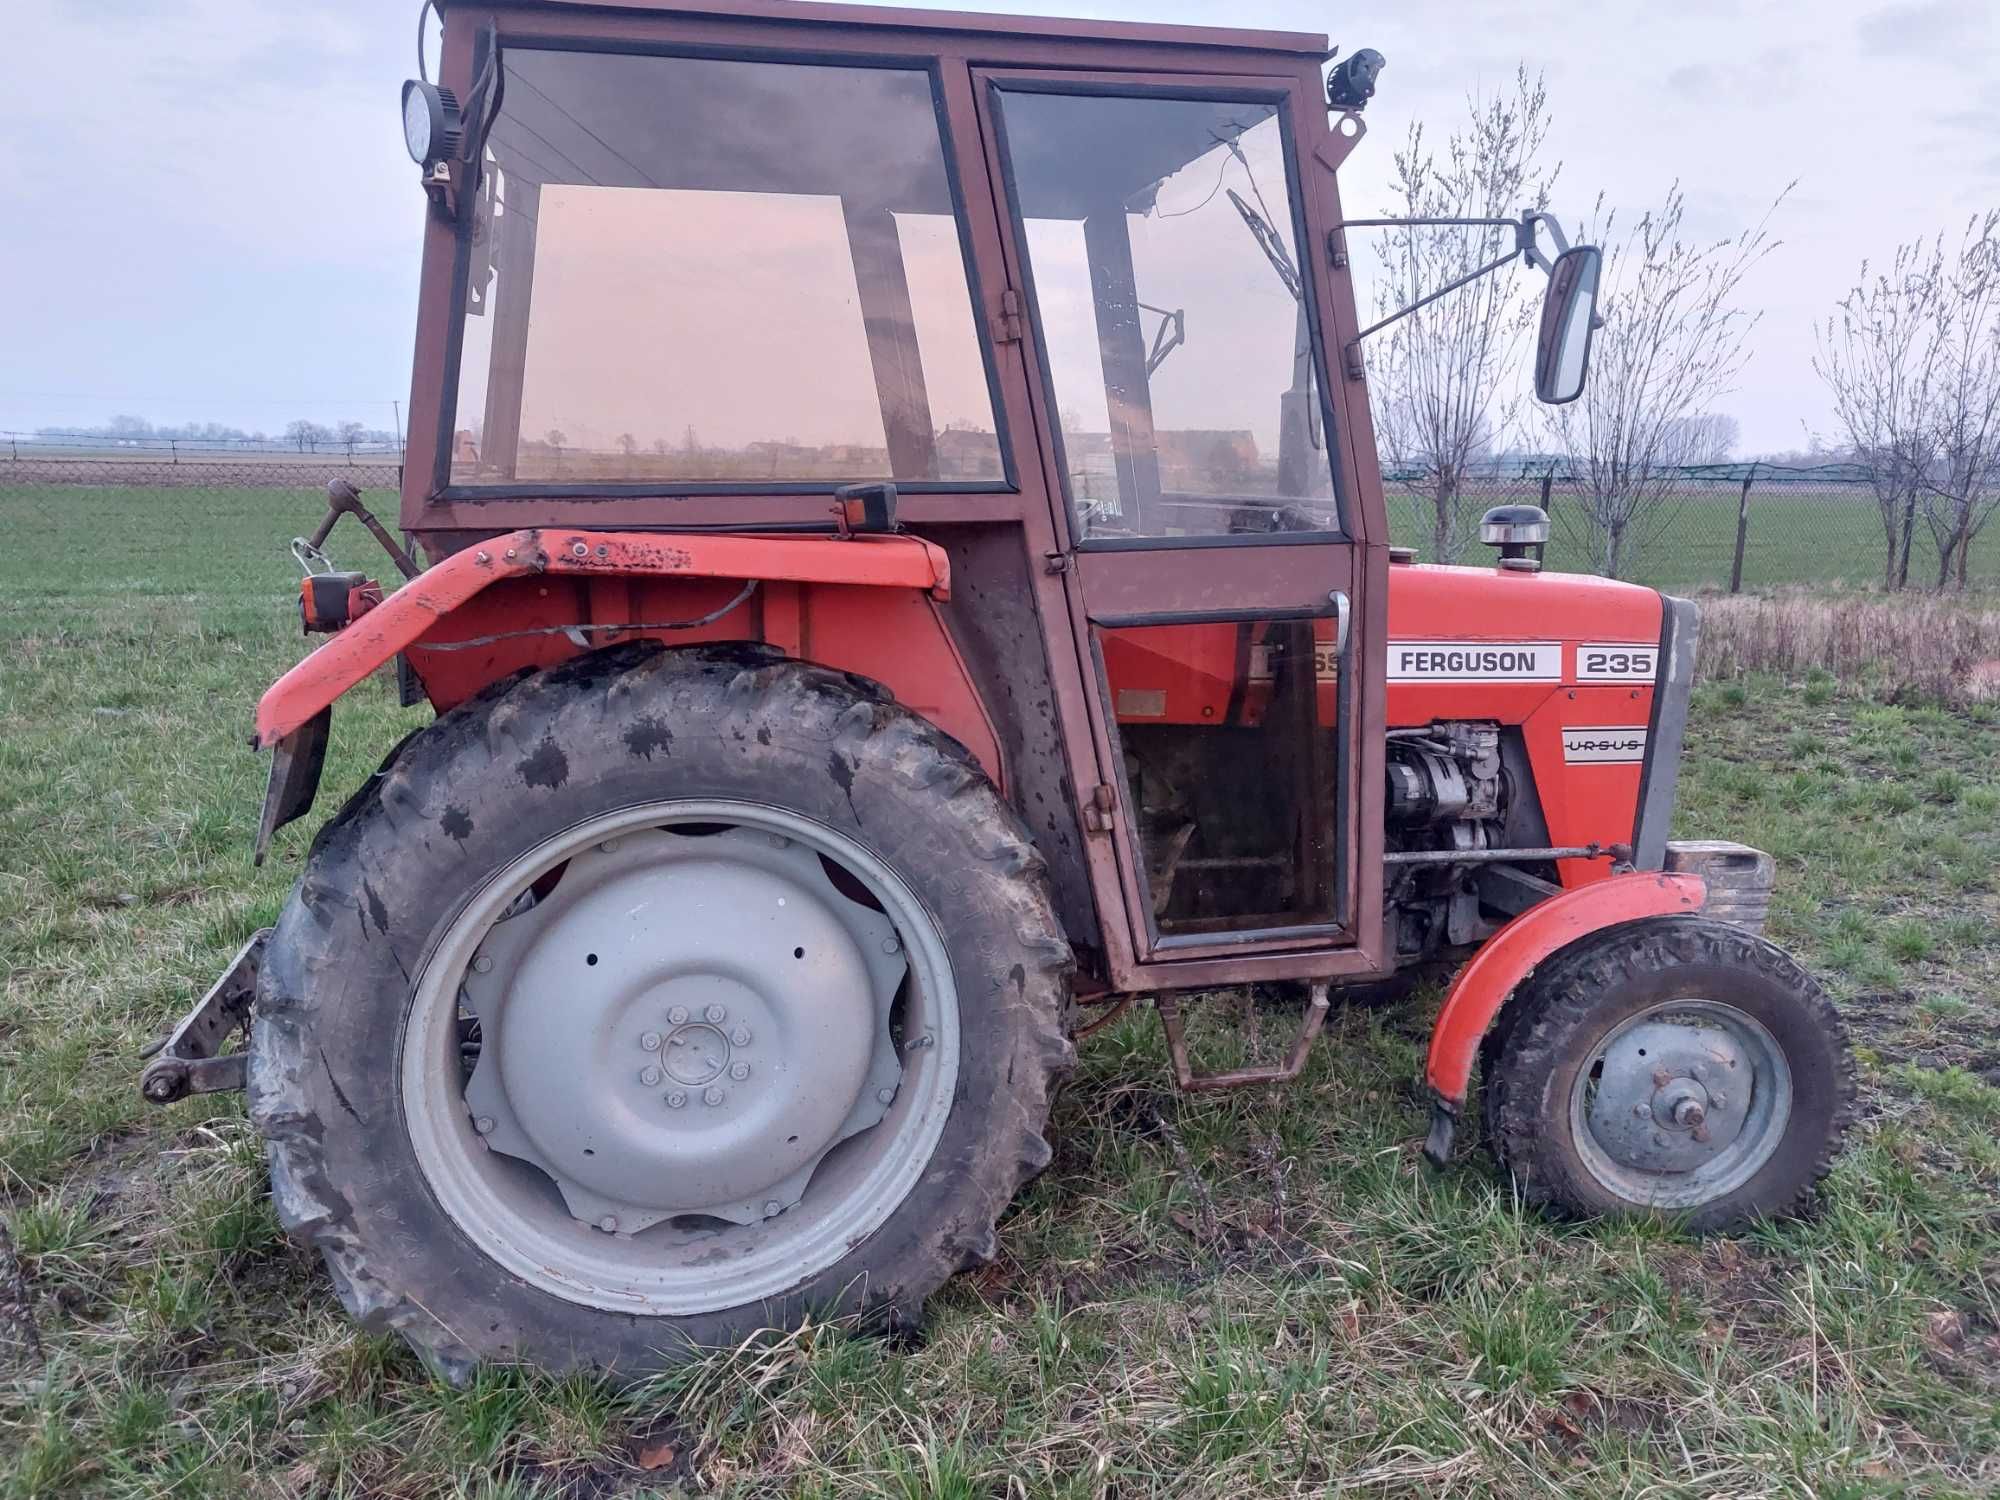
[461,828,906,1232]
[1571,999,1793,1207]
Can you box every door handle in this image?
[1329,590,1351,657]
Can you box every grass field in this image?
[1381,482,1999,594]
[2,485,1998,1498]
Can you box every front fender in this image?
[1424,870,1707,1122]
[254,528,951,749]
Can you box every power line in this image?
[507,71,661,188]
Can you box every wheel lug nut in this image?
[1710,1093,1727,1109]
[882,937,900,955]
[705,1004,727,1023]
[764,1200,783,1216]
[731,1026,752,1046]
[667,1006,688,1025]
[1633,1104,1647,1117]
[474,1115,496,1135]
[472,955,493,973]
[639,1065,662,1087]
[599,838,620,854]
[665,1091,686,1109]
[640,1031,662,1051]
[877,1086,896,1105]
[598,1215,619,1233]
[703,1086,725,1106]
[730,1061,750,1080]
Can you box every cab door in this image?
[970,68,1388,986]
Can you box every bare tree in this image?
[1813,235,1947,589]
[1368,68,1556,563]
[284,418,332,453]
[1543,183,1784,578]
[1665,412,1740,465]
[1919,211,2000,589]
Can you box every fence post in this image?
[1539,471,1553,511]
[1729,464,1756,594]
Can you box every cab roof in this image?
[450,0,1332,58]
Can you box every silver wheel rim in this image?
[1567,999,1792,1209]
[400,800,961,1315]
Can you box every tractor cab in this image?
[390,0,1422,994]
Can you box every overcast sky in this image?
[3,0,1995,454]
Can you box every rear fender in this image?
[1422,871,1707,1146]
[255,528,950,749]
[250,528,960,853]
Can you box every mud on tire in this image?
[247,642,1074,1379]
[1480,916,1856,1233]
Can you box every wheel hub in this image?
[460,827,907,1233]
[1570,1000,1792,1207]
[1585,1017,1752,1174]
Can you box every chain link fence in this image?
[1384,462,1998,592]
[3,440,1993,594]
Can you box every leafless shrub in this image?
[1542,184,1786,578]
[1813,238,1945,589]
[1696,590,2000,704]
[1920,212,2000,590]
[1815,211,2000,591]
[1369,68,1556,563]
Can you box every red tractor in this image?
[141,0,1853,1379]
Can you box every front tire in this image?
[1481,916,1855,1232]
[248,643,1073,1379]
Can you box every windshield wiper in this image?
[1225,188,1303,303]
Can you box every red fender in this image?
[254,528,949,749]
[1424,870,1707,1110]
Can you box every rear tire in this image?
[1481,916,1854,1232]
[248,643,1073,1379]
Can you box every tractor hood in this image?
[1383,560,1664,651]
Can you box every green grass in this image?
[1384,482,1999,591]
[4,483,2000,1496]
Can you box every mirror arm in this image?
[1347,244,1521,346]
[1519,210,1568,275]
[1330,211,1576,378]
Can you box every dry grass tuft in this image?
[1696,590,2000,704]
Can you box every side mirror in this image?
[1534,245,1601,405]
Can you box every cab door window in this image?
[992,88,1339,540]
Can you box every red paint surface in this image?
[1100,561,1664,886]
[1423,871,1707,1106]
[254,528,952,739]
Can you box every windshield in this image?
[994,89,1338,540]
[450,50,1004,488]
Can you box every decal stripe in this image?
[1576,642,1660,683]
[1388,641,1562,683]
[1562,725,1649,763]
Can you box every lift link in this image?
[138,928,269,1104]
[1156,981,1331,1092]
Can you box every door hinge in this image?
[1343,338,1366,381]
[995,288,1024,344]
[1083,782,1116,834]
[1044,552,1070,575]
